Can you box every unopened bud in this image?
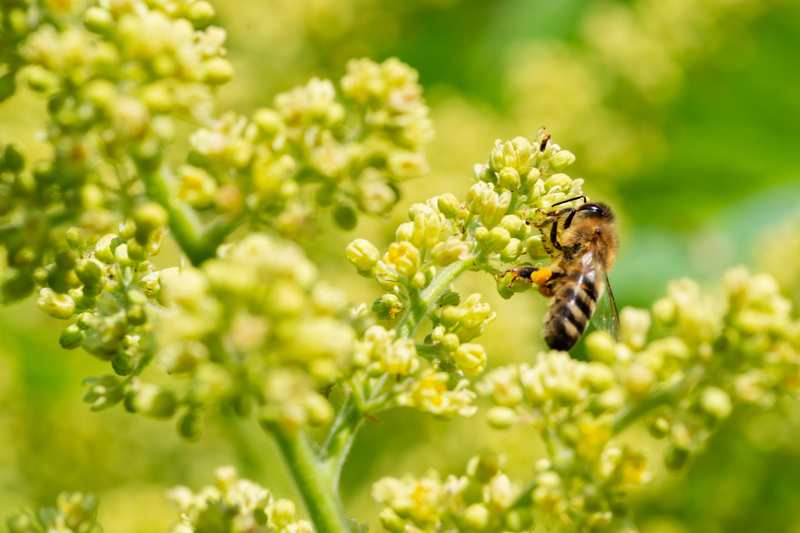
[346,239,379,272]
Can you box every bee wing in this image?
[590,265,620,341]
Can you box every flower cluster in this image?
[372,453,521,532]
[6,492,100,533]
[343,132,585,419]
[1,0,230,302]
[2,0,433,430]
[154,233,354,434]
[169,466,311,533]
[474,267,800,529]
[186,56,432,235]
[35,204,166,366]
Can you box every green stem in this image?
[397,257,476,337]
[321,394,363,492]
[141,165,242,265]
[319,257,478,494]
[263,422,351,533]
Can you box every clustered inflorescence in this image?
[343,132,586,420]
[6,492,100,533]
[169,466,312,533]
[1,0,431,435]
[374,266,800,531]
[3,1,800,532]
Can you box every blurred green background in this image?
[2,0,800,531]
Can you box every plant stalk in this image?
[319,256,478,494]
[264,422,351,533]
[142,165,241,265]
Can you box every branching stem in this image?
[263,422,352,533]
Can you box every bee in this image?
[508,196,620,351]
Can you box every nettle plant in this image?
[2,1,800,532]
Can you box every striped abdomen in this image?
[544,269,602,351]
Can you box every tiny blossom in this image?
[373,454,522,532]
[7,492,100,533]
[476,267,800,529]
[396,369,477,418]
[343,132,585,425]
[154,233,355,432]
[169,466,312,533]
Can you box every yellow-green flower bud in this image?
[133,202,168,243]
[38,288,76,319]
[652,297,676,323]
[25,65,59,92]
[487,226,511,252]
[204,57,235,85]
[489,137,533,175]
[382,339,419,375]
[59,324,84,349]
[131,384,177,418]
[525,234,547,259]
[178,410,202,440]
[346,239,379,272]
[464,503,490,529]
[549,149,576,170]
[487,406,517,429]
[84,80,116,111]
[454,343,487,376]
[486,473,515,509]
[388,151,428,181]
[624,364,654,397]
[500,238,523,262]
[84,7,113,33]
[498,167,521,190]
[270,499,298,527]
[372,293,404,320]
[188,1,216,25]
[649,417,671,438]
[333,202,358,230]
[437,193,461,218]
[304,393,333,426]
[586,331,617,364]
[584,362,615,391]
[75,259,103,287]
[701,386,732,420]
[253,108,283,135]
[411,271,427,289]
[357,176,397,214]
[544,173,572,189]
[95,234,121,264]
[500,215,525,237]
[378,508,405,533]
[440,332,460,352]
[620,307,651,349]
[431,238,468,266]
[384,241,420,278]
[468,182,511,228]
[407,203,444,249]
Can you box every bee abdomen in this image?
[544,278,598,351]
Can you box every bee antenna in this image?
[551,195,587,207]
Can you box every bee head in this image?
[577,202,614,221]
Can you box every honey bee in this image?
[508,196,620,351]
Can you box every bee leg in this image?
[505,265,539,287]
[505,265,558,288]
[550,218,563,251]
[563,208,578,229]
[537,269,565,297]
